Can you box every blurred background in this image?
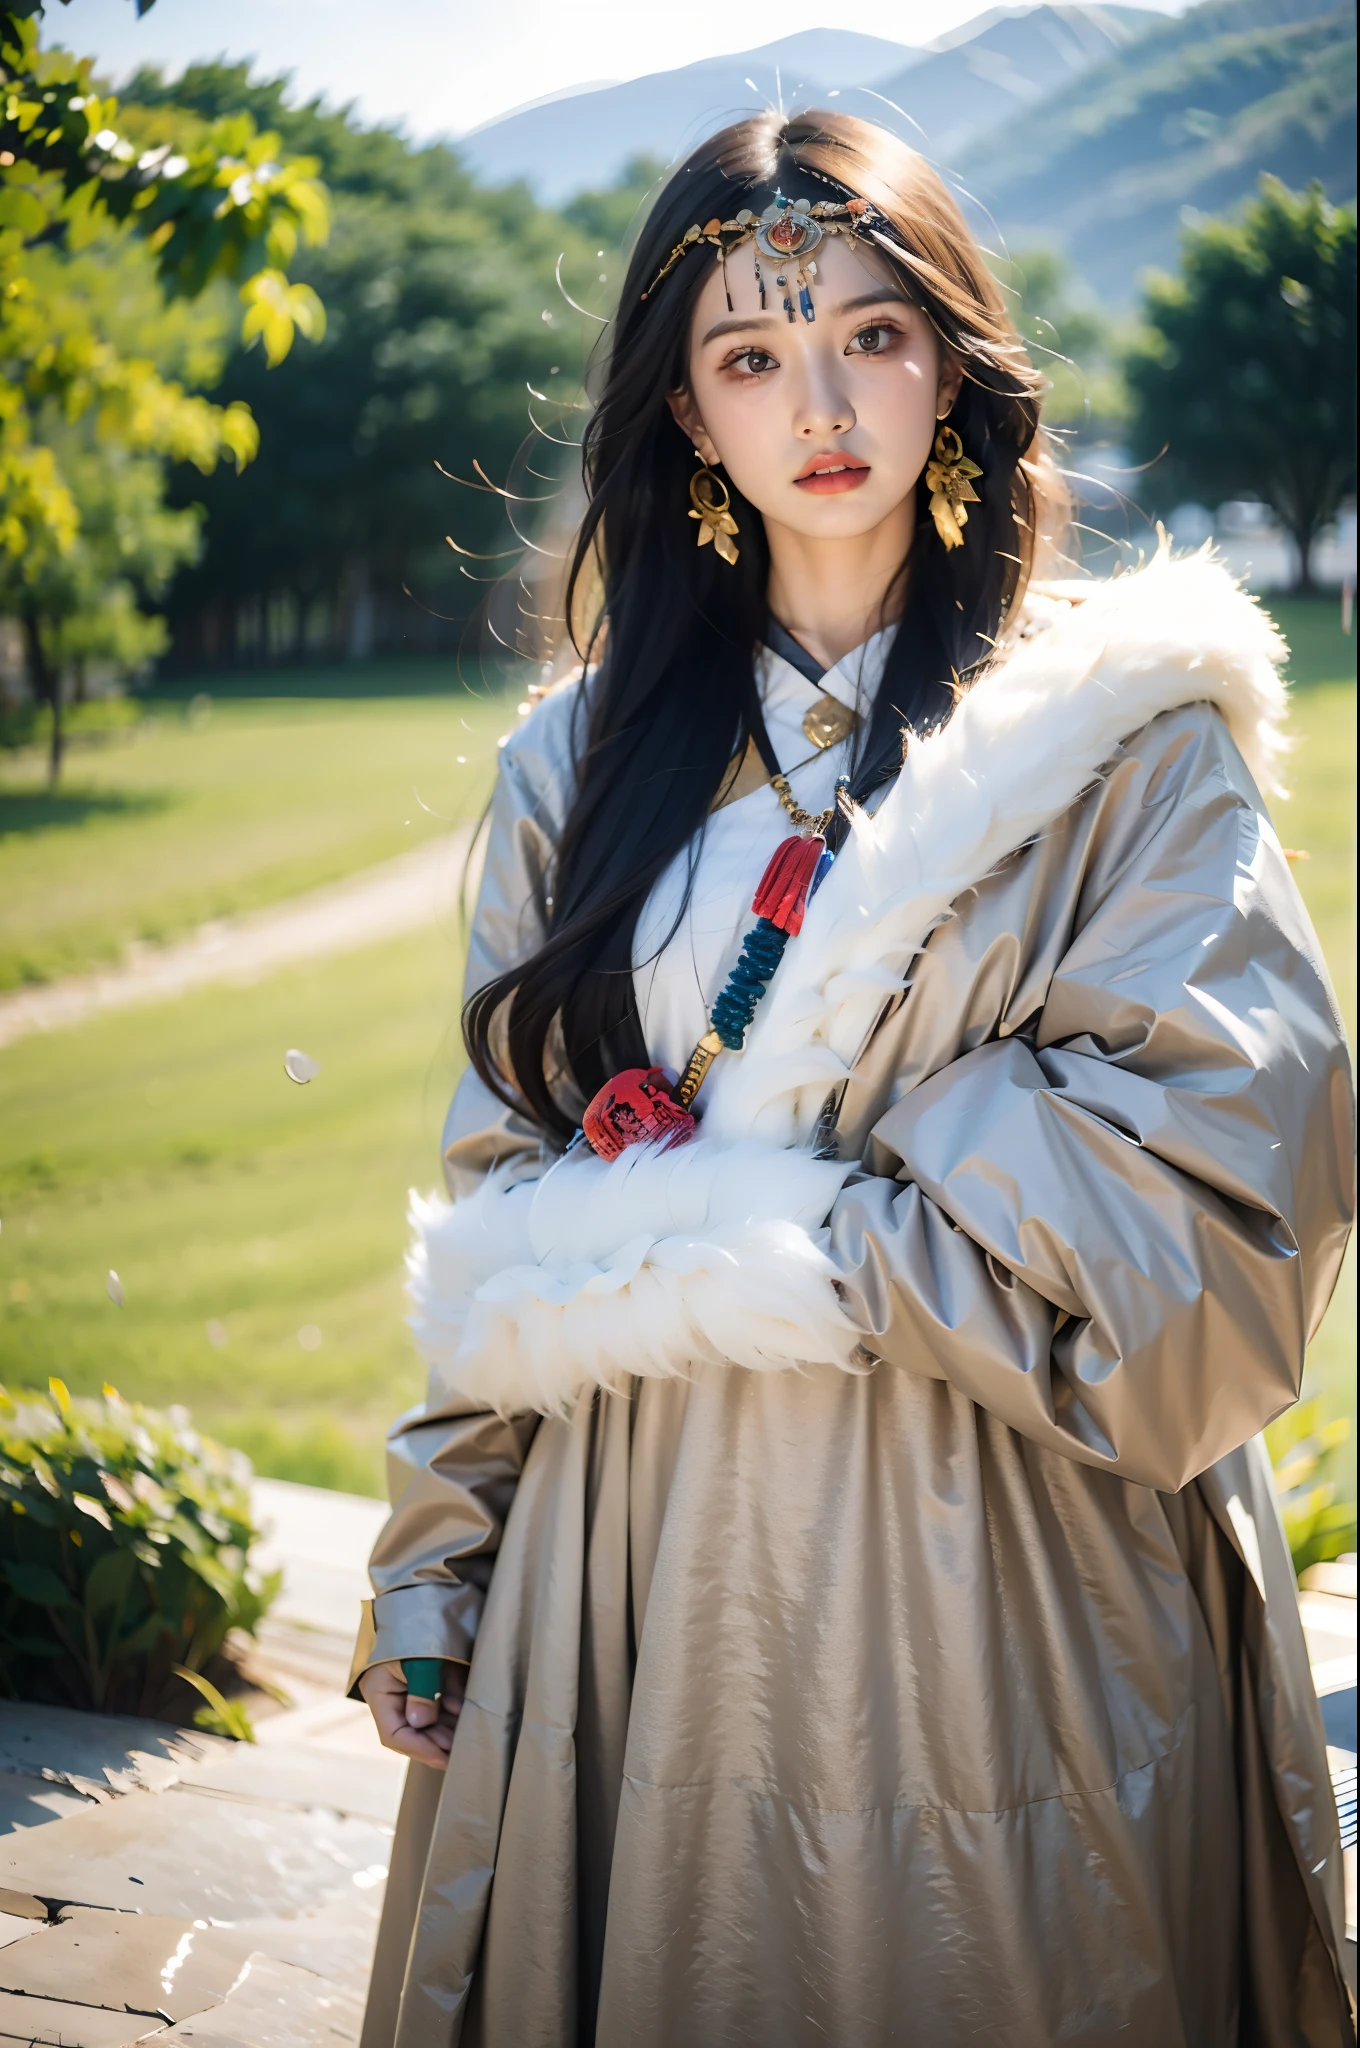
[0,0,1354,1567]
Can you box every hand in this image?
[358,1659,466,1770]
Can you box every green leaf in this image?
[181,1549,237,1603]
[172,1663,256,1742]
[29,1456,60,1499]
[0,187,46,236]
[4,1491,59,1527]
[2,1560,81,1612]
[84,1545,137,1617]
[116,1610,173,1656]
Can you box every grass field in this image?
[0,921,459,1492]
[0,662,514,991]
[0,601,1353,1500]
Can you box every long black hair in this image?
[466,109,1063,1143]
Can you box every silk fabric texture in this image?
[355,577,1355,2047]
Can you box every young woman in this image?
[352,111,1354,2047]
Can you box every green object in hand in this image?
[402,1657,444,1702]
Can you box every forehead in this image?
[688,228,908,340]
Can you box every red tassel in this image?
[583,1067,697,1161]
[751,833,825,936]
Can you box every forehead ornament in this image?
[641,190,881,324]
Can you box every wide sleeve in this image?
[829,710,1354,1494]
[348,699,574,1689]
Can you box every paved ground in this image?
[0,1481,398,2047]
[0,827,477,1052]
[0,1693,404,2046]
[0,1486,1352,2044]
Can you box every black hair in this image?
[466,109,1055,1142]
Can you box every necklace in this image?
[580,778,852,1159]
[576,672,857,1160]
[770,772,835,838]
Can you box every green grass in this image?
[0,662,514,992]
[0,607,1352,1500]
[1267,600,1356,1526]
[0,919,467,1494]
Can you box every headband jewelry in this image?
[642,191,884,324]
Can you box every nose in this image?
[792,352,856,441]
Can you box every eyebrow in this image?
[700,289,912,346]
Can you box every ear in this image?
[666,386,719,467]
[936,354,965,418]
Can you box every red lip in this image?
[794,454,870,495]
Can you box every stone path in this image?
[0,1694,403,2046]
[0,827,478,1052]
[0,1480,399,2047]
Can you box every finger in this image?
[358,1664,405,1707]
[370,1699,409,1744]
[382,1722,452,1769]
[405,1695,440,1729]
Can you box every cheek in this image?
[698,382,784,497]
[859,356,940,474]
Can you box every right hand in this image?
[358,1660,466,1770]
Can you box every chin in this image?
[780,494,901,539]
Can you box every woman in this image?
[353,111,1354,2046]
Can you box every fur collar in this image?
[408,548,1288,1415]
[704,545,1287,1148]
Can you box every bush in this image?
[1267,1396,1357,1578]
[0,1378,278,1718]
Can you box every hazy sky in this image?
[60,0,1187,141]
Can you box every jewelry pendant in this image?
[582,1067,696,1161]
[801,694,856,749]
[924,425,983,551]
[674,1029,724,1112]
[688,462,740,566]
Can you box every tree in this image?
[990,246,1125,438]
[15,408,204,775]
[561,153,665,252]
[0,0,330,772]
[1124,178,1357,590]
[119,65,628,666]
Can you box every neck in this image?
[763,498,914,669]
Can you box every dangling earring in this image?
[925,421,983,551]
[689,453,740,566]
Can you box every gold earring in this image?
[925,424,982,551]
[689,456,740,566]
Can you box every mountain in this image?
[459,32,918,198]
[459,0,1355,304]
[858,4,1154,163]
[457,10,1154,201]
[965,0,1357,297]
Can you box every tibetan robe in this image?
[352,551,1355,2048]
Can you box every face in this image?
[669,226,962,544]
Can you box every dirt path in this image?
[0,824,478,1052]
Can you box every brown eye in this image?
[738,349,776,375]
[848,325,894,355]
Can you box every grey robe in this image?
[353,649,1354,2046]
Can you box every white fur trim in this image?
[407,1140,858,1417]
[704,547,1288,1148]
[410,548,1288,1412]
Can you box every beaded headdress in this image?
[641,190,886,324]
